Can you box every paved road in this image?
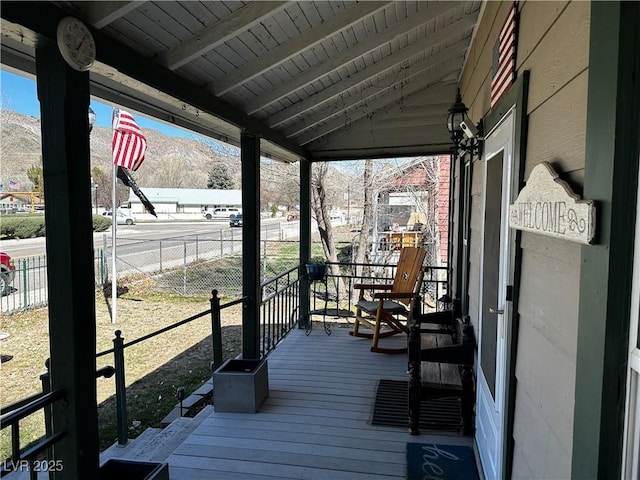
[0,218,288,259]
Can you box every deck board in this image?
[167,326,472,479]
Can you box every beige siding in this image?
[519,1,589,115]
[516,240,580,448]
[460,1,590,478]
[526,70,588,176]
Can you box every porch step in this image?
[101,405,214,464]
[160,377,213,427]
[149,406,213,461]
[100,426,163,464]
[3,407,214,480]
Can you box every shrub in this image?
[0,216,45,239]
[0,214,111,239]
[93,215,111,232]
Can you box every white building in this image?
[126,188,241,215]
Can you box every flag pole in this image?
[111,134,118,325]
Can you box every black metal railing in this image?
[0,361,115,480]
[321,261,449,315]
[0,259,445,468]
[95,291,240,446]
[260,266,301,356]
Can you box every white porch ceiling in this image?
[1,1,482,162]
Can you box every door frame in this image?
[622,156,640,478]
[476,111,511,480]
[476,71,529,480]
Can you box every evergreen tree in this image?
[206,164,234,189]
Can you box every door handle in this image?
[490,306,506,339]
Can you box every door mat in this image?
[371,379,463,433]
[406,443,479,480]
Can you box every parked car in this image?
[0,251,16,296]
[203,207,241,220]
[101,210,136,225]
[229,213,243,227]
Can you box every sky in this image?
[1,69,199,139]
[1,68,411,166]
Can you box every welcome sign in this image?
[509,162,595,244]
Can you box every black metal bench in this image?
[407,303,475,436]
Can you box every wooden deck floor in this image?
[167,323,473,479]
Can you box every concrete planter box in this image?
[99,459,169,480]
[213,358,269,413]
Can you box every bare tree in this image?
[380,157,442,266]
[92,167,110,210]
[311,162,345,263]
[149,156,187,188]
[261,159,300,212]
[354,159,374,271]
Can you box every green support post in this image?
[572,3,640,478]
[210,290,223,370]
[36,39,99,479]
[299,161,312,329]
[241,132,261,360]
[113,331,128,446]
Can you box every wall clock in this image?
[56,17,96,72]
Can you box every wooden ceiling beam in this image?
[81,1,145,29]
[269,37,470,128]
[306,85,457,155]
[374,113,446,129]
[245,2,461,115]
[212,1,391,96]
[294,74,456,146]
[158,1,291,70]
[285,57,463,140]
[308,141,452,161]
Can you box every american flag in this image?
[490,3,517,108]
[112,109,147,171]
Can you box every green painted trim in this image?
[501,71,529,480]
[572,2,640,478]
[484,72,529,136]
[241,132,261,359]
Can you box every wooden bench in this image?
[407,304,475,436]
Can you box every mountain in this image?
[1,110,240,191]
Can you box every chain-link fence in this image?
[2,229,447,314]
[102,232,303,299]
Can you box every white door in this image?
[476,109,516,480]
[622,156,640,479]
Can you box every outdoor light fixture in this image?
[88,106,96,133]
[447,89,482,158]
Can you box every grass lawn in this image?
[0,279,242,459]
